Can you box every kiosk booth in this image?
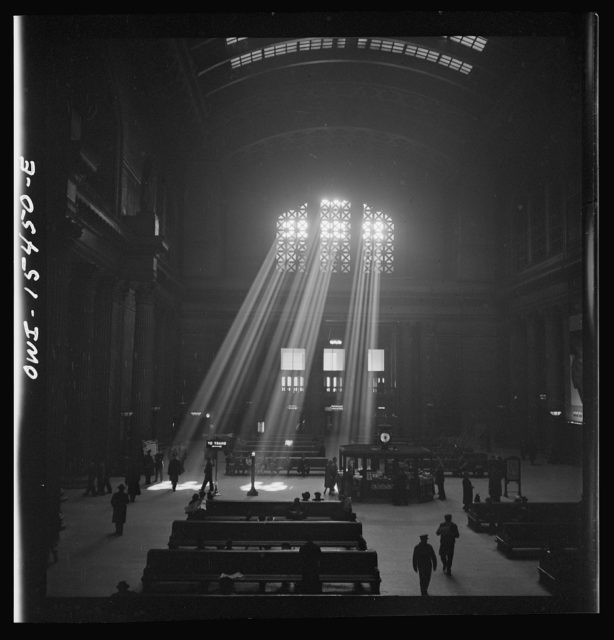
[338,444,435,504]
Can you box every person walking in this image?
[200,458,214,494]
[167,454,182,492]
[412,534,437,596]
[436,514,460,576]
[125,461,141,503]
[83,460,98,496]
[143,450,155,485]
[323,457,338,496]
[111,484,129,535]
[153,450,164,483]
[462,472,474,511]
[434,463,446,500]
[96,459,113,496]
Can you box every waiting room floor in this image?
[44,446,583,601]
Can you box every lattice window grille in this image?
[362,205,394,273]
[319,199,351,273]
[276,204,309,272]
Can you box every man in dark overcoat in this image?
[436,513,460,575]
[168,454,182,492]
[201,458,214,494]
[111,484,129,535]
[462,472,474,510]
[412,534,437,596]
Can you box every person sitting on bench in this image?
[185,493,205,519]
[287,497,307,520]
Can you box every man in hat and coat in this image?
[168,454,182,492]
[436,513,460,575]
[412,534,438,596]
[111,484,129,535]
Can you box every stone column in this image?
[544,306,564,459]
[525,313,540,446]
[420,322,436,440]
[46,229,78,490]
[90,276,116,460]
[509,317,527,451]
[151,303,168,442]
[71,266,100,467]
[544,306,564,410]
[131,283,157,459]
[159,306,177,446]
[107,281,129,472]
[396,321,413,441]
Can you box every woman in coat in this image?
[111,484,129,535]
[462,472,474,510]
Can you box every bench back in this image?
[144,548,378,582]
[204,500,349,520]
[498,521,580,547]
[524,502,581,523]
[169,520,363,547]
[468,501,579,524]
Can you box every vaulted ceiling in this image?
[165,31,574,183]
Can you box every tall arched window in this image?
[276,204,308,272]
[320,199,351,273]
[274,199,393,273]
[362,204,394,273]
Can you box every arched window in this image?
[275,199,394,273]
[276,204,308,272]
[362,204,394,273]
[320,199,351,273]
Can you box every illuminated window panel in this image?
[448,35,487,52]
[368,349,385,372]
[281,348,305,393]
[226,37,247,46]
[323,348,345,371]
[362,205,394,273]
[319,199,351,273]
[281,348,306,371]
[276,204,308,272]
[325,375,344,393]
[281,374,304,392]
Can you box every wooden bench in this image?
[467,502,580,533]
[196,499,352,521]
[225,456,329,475]
[168,520,364,550]
[495,521,580,557]
[142,548,381,594]
[466,503,527,533]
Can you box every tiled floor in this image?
[44,446,583,600]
